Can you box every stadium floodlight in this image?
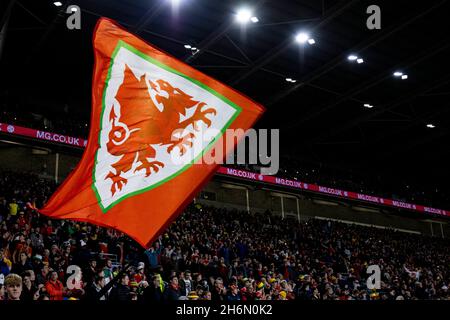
[250,16,259,23]
[348,55,358,61]
[291,79,297,83]
[393,71,403,77]
[426,124,436,128]
[363,104,373,108]
[191,47,197,51]
[286,78,292,82]
[236,8,252,24]
[401,74,408,80]
[53,1,62,6]
[184,44,191,49]
[295,32,310,44]
[308,38,316,45]
[71,7,78,12]
[357,58,364,64]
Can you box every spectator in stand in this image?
[227,284,241,301]
[12,252,33,275]
[142,274,165,302]
[110,273,131,301]
[164,275,181,301]
[45,271,64,300]
[133,262,146,284]
[8,199,18,222]
[85,273,107,301]
[0,170,449,302]
[0,248,11,276]
[83,258,97,285]
[4,273,22,300]
[212,278,227,301]
[21,272,38,301]
[0,283,4,301]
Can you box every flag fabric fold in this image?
[39,18,265,248]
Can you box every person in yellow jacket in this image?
[8,199,18,220]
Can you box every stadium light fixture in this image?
[250,16,259,23]
[184,44,191,49]
[236,8,252,24]
[393,71,403,77]
[401,74,408,80]
[356,58,364,64]
[53,1,62,6]
[71,7,78,12]
[426,124,436,128]
[295,32,310,44]
[363,103,374,108]
[308,38,316,45]
[347,55,358,61]
[286,78,292,82]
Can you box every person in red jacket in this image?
[45,271,64,300]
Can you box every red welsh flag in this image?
[39,18,264,248]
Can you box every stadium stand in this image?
[0,170,449,300]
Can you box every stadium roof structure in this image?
[1,0,450,198]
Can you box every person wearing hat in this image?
[133,262,146,284]
[187,290,199,300]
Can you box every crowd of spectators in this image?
[0,170,449,301]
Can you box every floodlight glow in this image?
[295,32,309,44]
[308,38,316,45]
[236,9,252,23]
[401,74,408,80]
[393,71,403,77]
[191,47,197,51]
[426,124,436,128]
[348,55,358,61]
[53,1,62,6]
[286,78,292,82]
[184,44,191,49]
[251,16,259,23]
[291,80,297,83]
[363,104,373,108]
[357,58,364,64]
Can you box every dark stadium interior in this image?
[1,0,450,207]
[0,0,449,302]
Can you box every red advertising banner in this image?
[217,167,450,217]
[0,123,87,148]
[1,122,448,217]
